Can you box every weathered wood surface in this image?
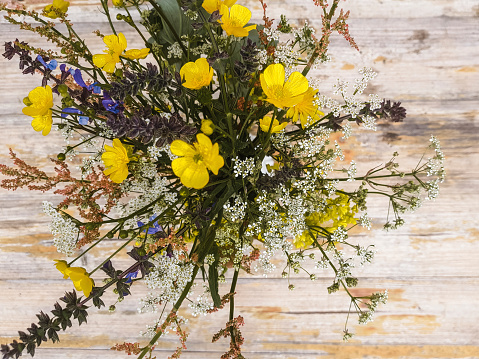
[1,0,479,358]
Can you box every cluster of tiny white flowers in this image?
[427,135,445,182]
[143,255,194,305]
[191,43,212,56]
[97,121,114,138]
[167,42,184,58]
[341,122,352,139]
[324,179,339,197]
[408,196,422,211]
[256,49,268,68]
[315,256,329,269]
[42,201,79,256]
[343,95,365,119]
[335,258,354,281]
[347,160,357,181]
[78,156,97,177]
[362,114,377,131]
[269,131,288,149]
[204,254,215,265]
[424,179,440,200]
[295,128,332,158]
[368,94,382,110]
[359,290,388,325]
[316,95,341,117]
[274,45,301,68]
[358,310,374,324]
[189,287,215,317]
[353,67,377,95]
[331,226,348,243]
[147,145,163,161]
[224,196,247,222]
[140,318,162,338]
[356,246,376,266]
[358,213,372,230]
[184,9,198,20]
[58,123,74,143]
[137,292,163,313]
[333,79,349,96]
[334,141,345,160]
[263,27,280,41]
[233,157,255,178]
[292,20,316,51]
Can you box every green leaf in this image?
[153,0,193,45]
[208,245,221,308]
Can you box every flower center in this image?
[193,153,203,163]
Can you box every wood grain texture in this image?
[1,0,479,358]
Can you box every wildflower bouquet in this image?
[0,0,445,358]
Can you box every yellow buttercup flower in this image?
[44,0,69,18]
[93,33,149,73]
[201,119,214,135]
[286,87,325,128]
[180,58,214,90]
[112,0,123,6]
[54,259,69,279]
[122,48,150,60]
[22,85,54,136]
[219,4,256,38]
[202,0,236,13]
[260,63,309,109]
[64,267,95,297]
[170,133,224,189]
[102,138,130,183]
[93,33,127,73]
[54,261,95,297]
[259,115,288,133]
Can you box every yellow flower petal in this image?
[202,0,237,13]
[54,260,69,279]
[219,4,256,38]
[201,119,214,135]
[180,58,214,90]
[177,161,210,189]
[260,64,309,109]
[102,139,130,183]
[170,140,197,157]
[123,48,150,60]
[31,111,53,136]
[170,134,224,189]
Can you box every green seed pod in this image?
[57,84,69,96]
[85,222,97,230]
[119,230,129,239]
[57,153,66,161]
[137,247,146,256]
[179,187,190,197]
[23,97,32,106]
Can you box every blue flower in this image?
[137,215,162,234]
[36,55,57,70]
[61,107,89,125]
[102,93,122,114]
[124,270,138,284]
[70,68,102,94]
